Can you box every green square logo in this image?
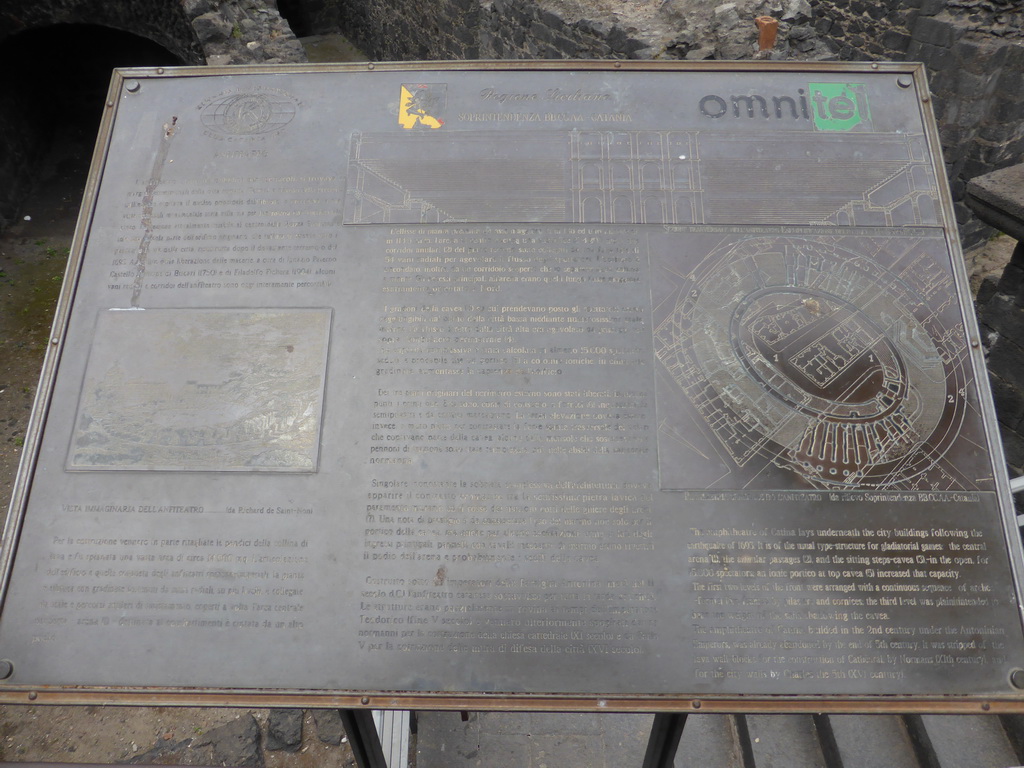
[808,83,872,131]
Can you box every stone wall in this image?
[303,0,827,62]
[478,0,651,60]
[297,0,471,60]
[977,248,1024,480]
[926,33,1024,245]
[812,0,1024,246]
[300,0,1021,249]
[182,0,307,65]
[300,0,650,62]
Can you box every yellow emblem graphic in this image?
[399,84,445,129]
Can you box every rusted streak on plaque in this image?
[67,308,331,472]
[132,116,179,307]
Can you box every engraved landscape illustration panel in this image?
[68,308,331,471]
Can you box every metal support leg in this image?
[339,709,388,768]
[642,712,688,768]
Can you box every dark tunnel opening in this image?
[0,23,182,227]
[276,0,314,38]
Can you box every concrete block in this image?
[919,715,1019,768]
[674,715,744,768]
[829,714,922,768]
[418,712,652,768]
[747,715,826,767]
[969,163,1024,239]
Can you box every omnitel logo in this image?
[698,83,871,131]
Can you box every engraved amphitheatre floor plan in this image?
[651,230,991,493]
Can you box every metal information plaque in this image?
[3,61,1024,712]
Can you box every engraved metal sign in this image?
[69,308,331,471]
[2,62,1023,711]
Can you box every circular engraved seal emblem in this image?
[200,91,298,136]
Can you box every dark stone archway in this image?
[0,0,204,65]
[0,0,307,230]
[0,23,185,229]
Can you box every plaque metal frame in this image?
[2,60,1023,715]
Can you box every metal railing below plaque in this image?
[2,60,1024,768]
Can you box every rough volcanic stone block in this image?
[312,709,346,746]
[912,15,957,47]
[989,373,1024,429]
[266,709,304,752]
[919,0,946,15]
[987,336,1024,386]
[998,423,1024,470]
[195,715,265,768]
[192,11,234,43]
[882,29,912,50]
